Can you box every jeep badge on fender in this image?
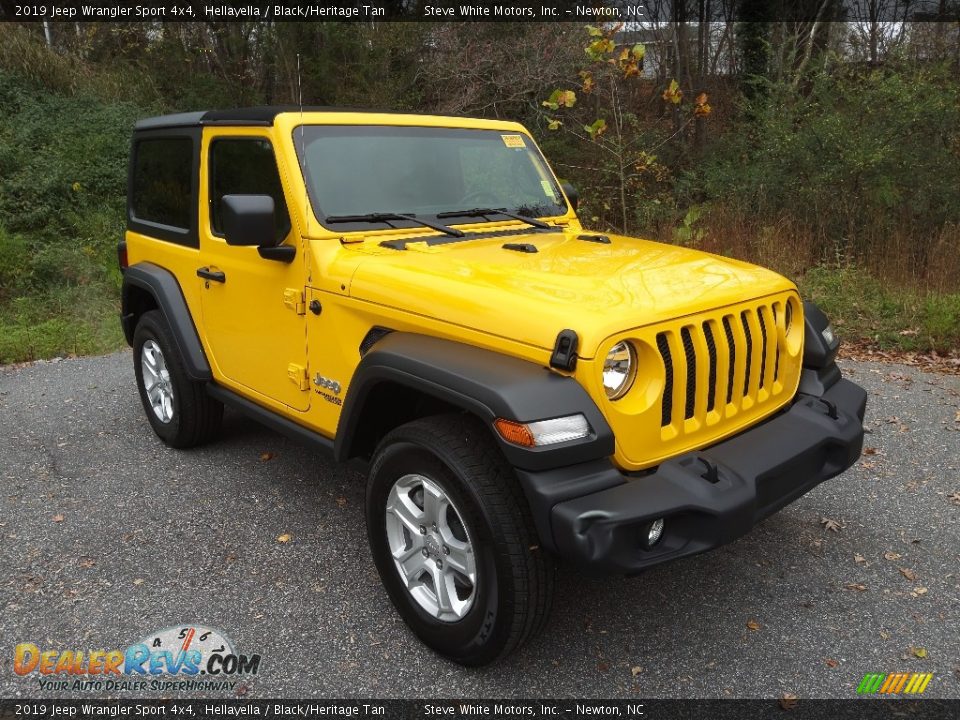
[120,108,866,666]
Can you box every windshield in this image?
[294,125,568,231]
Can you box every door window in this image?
[209,138,292,243]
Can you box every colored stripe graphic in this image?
[857,674,886,693]
[858,673,932,695]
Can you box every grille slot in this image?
[681,327,697,420]
[703,321,717,412]
[773,305,781,381]
[656,332,673,427]
[758,308,768,389]
[740,311,753,396]
[722,315,736,405]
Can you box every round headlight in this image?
[603,341,636,400]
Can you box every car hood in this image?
[345,228,796,359]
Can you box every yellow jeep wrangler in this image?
[120,108,866,666]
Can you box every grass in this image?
[0,223,126,365]
[0,285,125,365]
[798,265,960,354]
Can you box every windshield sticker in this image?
[541,180,558,199]
[501,134,526,148]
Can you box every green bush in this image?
[686,63,960,268]
[0,69,137,362]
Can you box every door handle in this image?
[197,267,226,283]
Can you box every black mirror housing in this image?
[222,195,277,248]
[561,182,579,212]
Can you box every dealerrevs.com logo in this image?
[14,625,261,692]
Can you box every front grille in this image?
[657,301,787,430]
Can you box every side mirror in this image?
[561,182,579,212]
[222,195,278,248]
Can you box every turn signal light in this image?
[493,419,536,447]
[494,414,591,448]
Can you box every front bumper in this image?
[516,377,867,574]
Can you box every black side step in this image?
[206,383,336,458]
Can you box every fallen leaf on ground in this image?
[900,568,918,582]
[132,578,145,585]
[779,693,799,710]
[845,583,868,592]
[854,553,868,565]
[277,533,292,543]
[79,558,95,569]
[746,620,761,631]
[912,647,927,659]
[335,496,348,508]
[820,517,844,532]
[825,658,839,668]
[949,491,960,506]
[954,410,960,422]
[52,514,64,523]
[911,587,928,597]
[863,447,878,455]
[631,666,643,677]
[259,452,275,461]
[884,551,902,561]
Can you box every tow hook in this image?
[698,458,720,484]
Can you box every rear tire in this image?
[366,414,554,666]
[132,310,222,448]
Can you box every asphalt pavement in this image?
[0,352,958,699]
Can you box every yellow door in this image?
[198,131,310,412]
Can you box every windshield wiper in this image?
[325,212,464,238]
[435,207,551,230]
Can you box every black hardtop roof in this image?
[134,106,465,131]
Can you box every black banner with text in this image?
[1,699,959,720]
[2,0,959,23]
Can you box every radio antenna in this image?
[297,53,308,236]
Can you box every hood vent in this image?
[578,234,611,244]
[502,242,538,253]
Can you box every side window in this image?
[209,139,292,244]
[131,137,193,230]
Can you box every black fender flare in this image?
[121,262,211,381]
[802,300,840,369]
[334,333,614,472]
[798,300,843,396]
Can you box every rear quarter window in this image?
[130,137,193,229]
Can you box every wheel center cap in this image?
[425,534,442,558]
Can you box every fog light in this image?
[645,518,665,548]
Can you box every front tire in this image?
[366,414,554,666]
[132,310,222,448]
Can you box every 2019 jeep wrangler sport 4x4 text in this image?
[120,107,866,666]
